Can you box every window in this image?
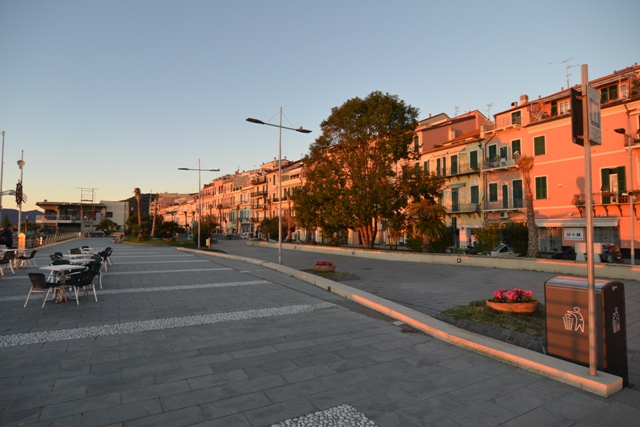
[601,166,626,204]
[470,151,478,169]
[511,139,521,157]
[499,146,507,159]
[423,160,429,174]
[600,85,618,104]
[511,110,521,125]
[451,189,459,212]
[413,136,419,152]
[535,176,547,199]
[513,179,523,208]
[489,183,498,202]
[487,144,497,160]
[450,155,458,175]
[470,185,479,204]
[106,212,113,218]
[414,163,420,176]
[436,159,441,176]
[534,136,546,155]
[441,157,447,176]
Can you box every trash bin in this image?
[545,276,628,385]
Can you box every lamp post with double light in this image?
[246,109,311,265]
[178,159,219,250]
[614,128,640,265]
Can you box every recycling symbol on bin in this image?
[563,307,585,333]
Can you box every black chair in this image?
[25,273,65,308]
[64,270,99,304]
[85,261,103,289]
[69,248,82,255]
[17,249,38,268]
[0,251,15,276]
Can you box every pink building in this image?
[483,63,640,257]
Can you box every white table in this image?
[40,265,86,283]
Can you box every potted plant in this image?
[486,288,538,315]
[313,260,336,273]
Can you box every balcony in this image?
[484,198,524,211]
[447,161,481,177]
[483,156,518,170]
[482,115,521,135]
[251,176,268,185]
[573,191,639,216]
[447,203,480,214]
[251,190,268,197]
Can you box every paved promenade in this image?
[0,238,638,426]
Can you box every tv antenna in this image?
[487,102,494,118]
[562,57,580,88]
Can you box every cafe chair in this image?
[0,251,16,276]
[64,270,100,304]
[85,261,104,289]
[25,273,65,308]
[69,248,82,255]
[17,249,38,268]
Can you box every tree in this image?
[133,188,143,240]
[406,200,447,252]
[96,218,118,235]
[293,91,423,248]
[474,223,502,255]
[151,193,159,237]
[192,214,219,246]
[126,213,151,238]
[517,155,540,257]
[1,215,11,228]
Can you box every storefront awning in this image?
[535,218,620,228]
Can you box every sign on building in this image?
[564,227,584,241]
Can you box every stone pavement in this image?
[0,238,638,426]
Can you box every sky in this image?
[1,0,639,212]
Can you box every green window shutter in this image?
[470,185,479,204]
[617,166,626,194]
[442,157,447,176]
[535,177,547,199]
[489,183,498,202]
[488,145,497,160]
[413,136,419,152]
[436,159,441,176]
[551,101,558,116]
[415,163,420,175]
[534,136,546,155]
[424,161,429,174]
[513,180,523,207]
[601,168,610,191]
[451,155,458,175]
[470,151,478,169]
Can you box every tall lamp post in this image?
[246,108,311,265]
[0,131,4,222]
[17,152,25,236]
[614,128,640,265]
[179,159,219,250]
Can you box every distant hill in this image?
[0,208,43,226]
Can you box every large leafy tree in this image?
[293,91,423,248]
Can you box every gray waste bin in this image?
[545,276,628,385]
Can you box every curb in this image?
[179,247,624,397]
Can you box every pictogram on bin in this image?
[545,276,628,386]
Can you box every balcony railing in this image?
[483,157,518,170]
[446,203,480,214]
[573,191,639,206]
[447,161,480,176]
[484,198,524,211]
[251,190,267,197]
[251,176,268,185]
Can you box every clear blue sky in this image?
[1,0,638,212]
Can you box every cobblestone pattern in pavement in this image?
[0,238,638,427]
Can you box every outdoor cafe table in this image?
[39,264,86,283]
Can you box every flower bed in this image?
[313,260,335,272]
[486,288,538,315]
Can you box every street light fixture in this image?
[17,151,25,238]
[614,128,640,265]
[178,159,220,250]
[246,108,311,265]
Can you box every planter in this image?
[313,265,336,273]
[486,299,538,315]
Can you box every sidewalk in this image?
[0,238,639,426]
[212,239,640,390]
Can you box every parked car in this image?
[490,244,514,257]
[552,247,576,260]
[601,243,624,263]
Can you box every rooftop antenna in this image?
[562,57,580,88]
[487,102,494,118]
[454,105,460,117]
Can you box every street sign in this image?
[571,88,584,145]
[587,85,602,145]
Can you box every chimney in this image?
[448,127,457,140]
[520,94,529,105]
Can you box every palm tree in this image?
[406,200,447,252]
[134,188,142,240]
[516,155,539,257]
[151,193,159,237]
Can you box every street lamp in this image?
[614,128,640,265]
[0,132,4,222]
[178,159,219,250]
[246,108,311,265]
[17,151,25,237]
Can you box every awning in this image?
[535,218,620,228]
